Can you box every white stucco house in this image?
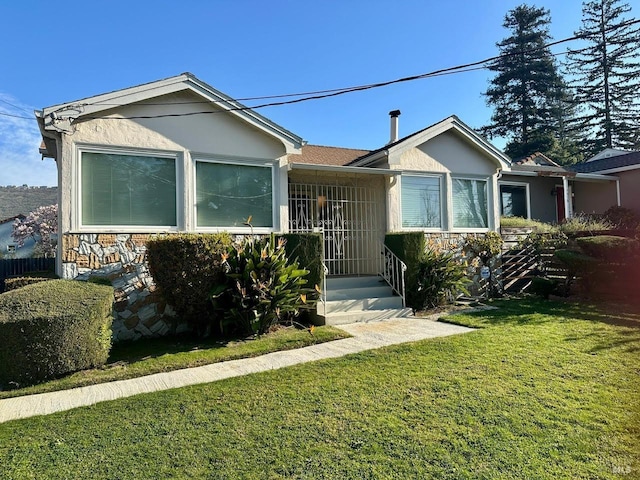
[38,72,611,338]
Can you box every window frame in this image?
[451,176,490,232]
[75,145,182,232]
[498,181,531,219]
[399,173,444,231]
[193,155,277,234]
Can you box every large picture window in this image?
[452,178,488,229]
[401,175,441,228]
[500,184,529,218]
[196,161,273,228]
[81,151,177,226]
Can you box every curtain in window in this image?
[401,176,441,228]
[81,152,177,226]
[196,162,273,227]
[452,178,488,228]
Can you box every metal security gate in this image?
[288,182,383,275]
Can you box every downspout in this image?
[616,178,621,207]
[562,175,571,219]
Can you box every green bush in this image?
[576,235,639,261]
[413,250,470,310]
[528,276,557,299]
[279,233,323,293]
[211,234,316,336]
[500,216,554,232]
[603,205,640,229]
[147,233,233,336]
[0,280,114,389]
[385,233,426,309]
[559,213,614,234]
[462,231,503,265]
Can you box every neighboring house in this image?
[570,150,640,217]
[499,152,618,223]
[33,73,544,338]
[0,215,37,258]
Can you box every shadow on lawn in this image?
[108,335,230,365]
[448,297,640,330]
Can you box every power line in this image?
[0,98,31,114]
[48,17,640,121]
[0,111,32,120]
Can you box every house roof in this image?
[570,150,640,174]
[36,72,304,154]
[292,145,371,166]
[0,214,25,225]
[510,152,569,175]
[348,115,512,170]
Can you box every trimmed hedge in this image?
[385,233,426,309]
[146,233,233,336]
[0,280,114,389]
[575,235,639,261]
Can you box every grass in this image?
[500,216,555,231]
[0,325,349,399]
[1,298,639,479]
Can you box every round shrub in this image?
[576,235,639,261]
[0,280,114,389]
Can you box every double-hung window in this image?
[195,159,274,229]
[401,175,441,228]
[80,151,178,227]
[452,178,488,229]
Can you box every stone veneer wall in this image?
[61,233,177,342]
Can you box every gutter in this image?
[288,163,401,175]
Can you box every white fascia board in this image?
[289,163,401,175]
[40,73,304,153]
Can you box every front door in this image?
[289,182,383,276]
[556,186,565,222]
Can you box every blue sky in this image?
[0,0,616,186]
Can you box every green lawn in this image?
[1,299,639,479]
[0,326,349,399]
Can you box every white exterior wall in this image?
[58,91,288,234]
[386,130,501,232]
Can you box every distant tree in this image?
[12,204,58,258]
[482,5,575,161]
[565,0,640,156]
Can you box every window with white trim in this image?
[452,178,488,229]
[500,184,529,218]
[81,151,177,227]
[401,175,441,228]
[196,160,274,228]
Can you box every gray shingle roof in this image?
[570,151,640,173]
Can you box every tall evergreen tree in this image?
[482,5,575,161]
[565,0,640,156]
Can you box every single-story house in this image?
[33,72,614,339]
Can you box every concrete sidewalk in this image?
[0,317,473,424]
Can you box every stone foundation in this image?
[61,233,178,342]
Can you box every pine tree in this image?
[482,5,573,161]
[565,0,640,156]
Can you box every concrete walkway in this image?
[0,317,473,424]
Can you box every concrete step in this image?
[326,286,394,301]
[321,308,413,326]
[325,276,383,290]
[325,296,404,313]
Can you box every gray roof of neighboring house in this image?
[570,151,640,173]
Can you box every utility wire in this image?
[0,98,31,114]
[0,111,32,120]
[41,16,640,121]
